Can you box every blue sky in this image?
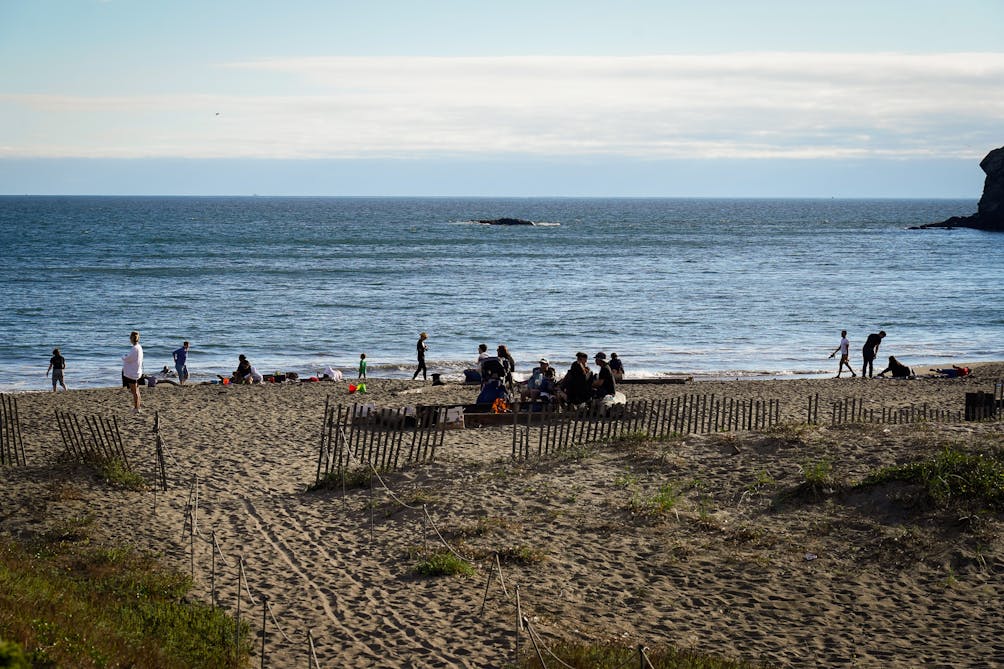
[2,0,1003,197]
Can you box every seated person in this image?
[592,352,617,399]
[520,358,557,403]
[558,352,594,406]
[608,352,625,382]
[876,355,913,378]
[463,344,489,384]
[233,354,254,384]
[322,366,343,381]
[934,365,971,378]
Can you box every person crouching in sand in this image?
[877,355,913,379]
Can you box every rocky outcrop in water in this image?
[918,145,1004,231]
[477,217,534,226]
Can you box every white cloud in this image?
[2,53,1003,159]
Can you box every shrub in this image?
[861,446,1004,510]
[413,550,476,578]
[98,458,147,490]
[308,467,375,492]
[0,639,30,669]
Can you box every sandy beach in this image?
[3,363,1003,667]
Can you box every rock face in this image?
[477,217,535,226]
[921,145,1004,231]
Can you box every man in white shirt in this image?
[828,330,856,378]
[121,330,144,413]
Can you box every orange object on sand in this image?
[348,384,357,393]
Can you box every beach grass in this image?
[517,641,770,668]
[860,444,1004,510]
[0,535,250,668]
[412,549,477,577]
[96,457,148,490]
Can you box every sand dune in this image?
[3,364,1003,667]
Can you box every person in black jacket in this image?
[861,330,886,378]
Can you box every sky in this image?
[1,0,1003,197]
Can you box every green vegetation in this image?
[611,431,649,447]
[308,467,376,492]
[861,445,1004,510]
[629,482,682,517]
[494,544,547,565]
[517,641,768,668]
[0,537,250,668]
[97,457,147,490]
[412,549,476,578]
[764,422,815,446]
[0,639,30,669]
[614,469,638,488]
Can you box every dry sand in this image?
[3,364,1004,667]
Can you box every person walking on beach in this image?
[861,330,886,378]
[172,341,190,385]
[412,332,429,381]
[122,331,143,413]
[358,353,367,379]
[46,347,67,391]
[829,331,856,378]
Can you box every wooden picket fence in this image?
[55,410,132,470]
[1,394,26,466]
[827,398,963,425]
[511,395,781,461]
[315,401,449,484]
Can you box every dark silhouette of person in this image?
[412,332,429,381]
[861,330,886,378]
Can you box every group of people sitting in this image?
[472,345,625,410]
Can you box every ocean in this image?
[1,196,1001,391]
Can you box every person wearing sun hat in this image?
[521,357,557,403]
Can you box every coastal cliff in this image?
[920,145,1004,231]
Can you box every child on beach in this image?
[46,347,67,391]
[828,330,856,378]
[358,353,367,379]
